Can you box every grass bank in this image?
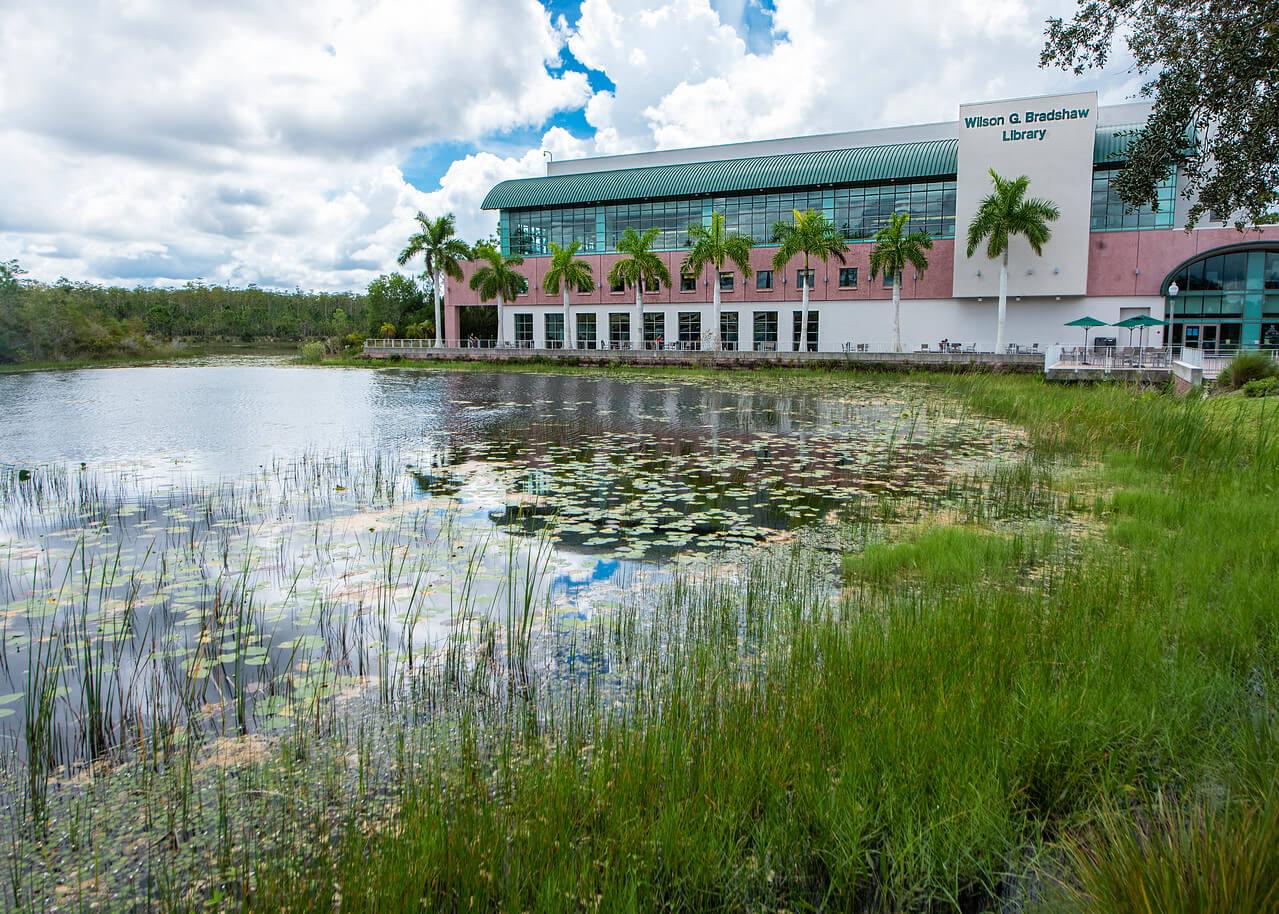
[243,374,1279,913]
[0,341,298,374]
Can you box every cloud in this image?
[0,0,590,290]
[0,0,1137,291]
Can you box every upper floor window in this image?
[756,270,774,290]
[1090,166,1177,231]
[719,272,735,292]
[610,276,625,293]
[680,272,697,292]
[796,269,814,289]
[838,267,858,289]
[882,270,898,288]
[645,276,661,293]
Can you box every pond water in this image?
[0,360,1025,769]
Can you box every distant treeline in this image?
[0,260,444,364]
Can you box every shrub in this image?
[1243,376,1279,398]
[1218,350,1278,390]
[298,341,326,363]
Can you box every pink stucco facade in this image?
[446,227,1279,323]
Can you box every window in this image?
[796,269,814,290]
[753,311,778,351]
[838,267,858,289]
[792,311,819,352]
[499,178,960,257]
[643,312,666,349]
[1089,165,1176,231]
[514,313,533,346]
[756,270,773,291]
[609,313,630,348]
[644,276,661,293]
[610,276,626,293]
[720,311,739,350]
[678,312,701,348]
[680,272,697,293]
[1265,252,1279,290]
[544,313,564,350]
[516,275,530,295]
[883,270,898,288]
[719,272,734,292]
[576,313,597,349]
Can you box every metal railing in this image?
[362,338,1046,356]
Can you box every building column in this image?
[444,303,461,346]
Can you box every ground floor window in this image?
[514,313,533,346]
[545,313,564,349]
[1263,322,1279,348]
[609,312,630,348]
[753,311,778,351]
[792,310,819,352]
[644,312,665,349]
[678,312,701,348]
[576,313,597,349]
[720,311,739,350]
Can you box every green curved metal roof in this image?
[482,124,1165,211]
[1094,123,1196,166]
[481,138,959,211]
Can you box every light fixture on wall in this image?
[976,269,982,278]
[1053,267,1061,274]
[1026,268,1034,276]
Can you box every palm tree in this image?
[966,169,1061,353]
[397,212,470,348]
[771,209,847,352]
[609,228,671,350]
[542,242,595,350]
[683,212,753,350]
[468,244,525,347]
[869,212,933,353]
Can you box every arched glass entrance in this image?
[1163,245,1279,352]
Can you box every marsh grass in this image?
[4,369,1278,912]
[226,376,1279,912]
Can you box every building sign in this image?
[953,92,1097,298]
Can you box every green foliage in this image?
[1043,0,1279,229]
[607,227,671,293]
[1243,376,1279,398]
[966,169,1061,260]
[0,260,366,364]
[1218,350,1279,390]
[298,341,326,363]
[541,241,595,296]
[684,211,754,281]
[469,245,527,303]
[770,208,847,275]
[869,211,933,282]
[1045,782,1279,914]
[364,273,426,337]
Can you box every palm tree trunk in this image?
[799,257,810,353]
[892,275,902,353]
[435,270,444,348]
[709,272,720,351]
[799,283,810,353]
[996,250,1009,353]
[634,285,643,350]
[496,294,504,347]
[563,287,573,350]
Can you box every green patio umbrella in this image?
[1113,315,1144,347]
[1065,315,1108,360]
[1124,314,1165,351]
